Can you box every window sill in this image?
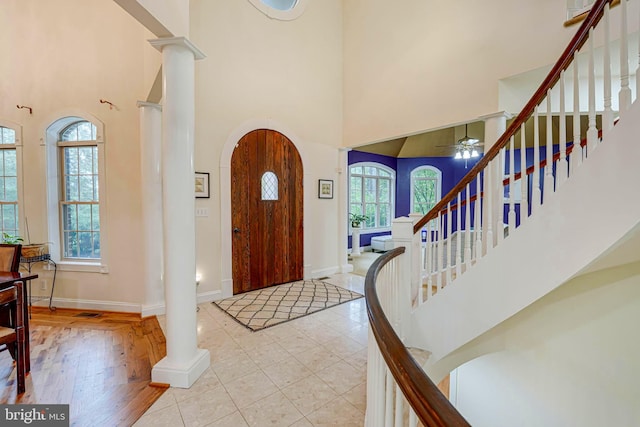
[49,261,109,274]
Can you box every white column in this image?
[137,102,165,317]
[480,112,511,250]
[149,37,209,388]
[339,148,353,273]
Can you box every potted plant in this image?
[1,233,23,245]
[349,213,369,228]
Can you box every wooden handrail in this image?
[414,0,611,235]
[365,247,471,426]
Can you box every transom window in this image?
[261,0,297,11]
[349,163,394,230]
[261,171,279,200]
[59,121,100,259]
[411,166,442,216]
[0,126,18,238]
[247,0,308,20]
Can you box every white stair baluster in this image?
[436,212,442,291]
[497,148,505,244]
[475,175,483,261]
[446,202,452,286]
[620,0,632,113]
[464,183,472,270]
[456,193,462,278]
[545,91,554,199]
[385,369,393,426]
[533,106,542,209]
[558,70,568,188]
[587,28,598,155]
[603,4,614,136]
[572,53,583,171]
[508,136,517,228]
[520,122,529,223]
[485,162,494,253]
[394,384,403,427]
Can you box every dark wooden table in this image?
[0,271,38,373]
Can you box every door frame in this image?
[219,119,310,298]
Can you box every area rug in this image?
[212,279,363,331]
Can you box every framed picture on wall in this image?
[195,172,210,198]
[318,179,333,199]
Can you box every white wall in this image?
[190,0,344,295]
[1,0,156,310]
[452,261,640,427]
[343,0,579,146]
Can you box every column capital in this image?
[137,101,162,110]
[148,36,206,60]
[478,111,514,122]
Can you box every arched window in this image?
[46,115,107,270]
[261,171,279,200]
[349,163,395,231]
[261,0,297,11]
[0,125,20,239]
[411,166,442,215]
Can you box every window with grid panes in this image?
[0,127,19,238]
[411,166,442,215]
[59,121,100,259]
[349,163,394,230]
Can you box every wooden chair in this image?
[0,244,23,368]
[0,284,25,393]
[0,244,22,272]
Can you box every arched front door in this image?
[230,129,303,294]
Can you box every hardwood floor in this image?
[0,307,167,427]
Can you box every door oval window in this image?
[247,0,308,20]
[261,171,279,200]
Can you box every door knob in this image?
[233,228,241,233]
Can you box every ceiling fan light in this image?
[462,150,471,160]
[471,149,479,158]
[454,151,463,160]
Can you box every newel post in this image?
[391,214,422,341]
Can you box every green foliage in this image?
[1,232,23,244]
[349,212,369,227]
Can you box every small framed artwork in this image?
[195,172,210,198]
[318,179,333,199]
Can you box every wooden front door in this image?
[231,129,304,294]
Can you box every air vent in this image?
[74,312,102,318]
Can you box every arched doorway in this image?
[230,129,303,293]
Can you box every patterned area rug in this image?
[212,279,363,331]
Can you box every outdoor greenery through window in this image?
[261,0,297,11]
[411,166,442,215]
[0,126,18,238]
[349,163,394,230]
[59,121,100,259]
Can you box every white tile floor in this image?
[134,273,368,427]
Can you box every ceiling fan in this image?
[437,124,483,167]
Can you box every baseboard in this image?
[221,279,233,299]
[312,265,340,278]
[141,303,166,317]
[198,289,223,303]
[152,348,210,388]
[36,297,140,313]
[341,263,354,274]
[34,290,223,317]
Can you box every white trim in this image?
[141,289,223,317]
[0,119,25,241]
[152,349,210,388]
[44,113,109,269]
[54,261,109,273]
[349,162,396,231]
[34,297,140,313]
[247,0,309,21]
[311,265,341,278]
[220,119,309,294]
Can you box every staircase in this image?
[364,1,640,425]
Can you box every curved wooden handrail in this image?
[414,0,611,235]
[365,247,471,426]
